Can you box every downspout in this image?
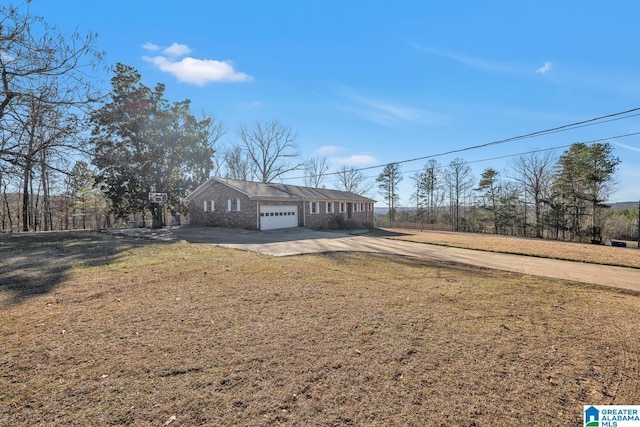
[302,198,306,227]
[256,200,260,230]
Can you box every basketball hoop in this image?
[149,192,168,205]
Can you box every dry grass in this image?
[382,228,640,268]
[1,232,640,426]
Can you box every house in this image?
[184,177,375,230]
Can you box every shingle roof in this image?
[186,178,375,202]
[266,182,374,201]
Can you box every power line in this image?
[285,107,640,182]
[395,131,640,177]
[315,130,640,186]
[388,107,640,168]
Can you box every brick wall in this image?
[188,180,375,229]
[302,201,374,228]
[188,181,258,229]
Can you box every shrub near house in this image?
[184,178,375,230]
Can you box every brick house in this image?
[184,177,375,230]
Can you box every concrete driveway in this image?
[111,226,640,292]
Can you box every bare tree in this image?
[0,2,103,123]
[410,171,425,211]
[1,1,104,231]
[236,120,304,183]
[411,160,444,225]
[334,165,373,195]
[7,86,80,231]
[509,150,556,238]
[445,158,474,231]
[304,156,329,188]
[224,145,254,181]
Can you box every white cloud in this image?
[316,145,345,155]
[241,101,262,108]
[536,61,553,74]
[141,42,160,51]
[411,44,514,73]
[334,85,443,126]
[142,42,252,85]
[331,154,377,165]
[144,56,253,85]
[163,42,191,58]
[614,141,640,152]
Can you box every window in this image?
[210,200,215,212]
[203,200,208,212]
[204,200,215,212]
[353,203,359,213]
[340,202,345,213]
[228,198,241,212]
[326,202,334,213]
[310,201,318,214]
[360,203,364,212]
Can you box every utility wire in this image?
[314,130,640,186]
[284,107,640,182]
[396,131,640,176]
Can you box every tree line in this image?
[374,143,637,243]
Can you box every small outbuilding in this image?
[184,178,375,230]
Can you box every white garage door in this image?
[259,205,298,230]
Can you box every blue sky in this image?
[30,1,640,203]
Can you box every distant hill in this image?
[609,202,639,211]
[374,207,414,216]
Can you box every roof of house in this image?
[185,177,375,202]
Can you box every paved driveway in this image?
[112,226,640,292]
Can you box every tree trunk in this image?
[41,152,52,231]
[22,160,31,232]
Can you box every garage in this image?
[259,205,298,230]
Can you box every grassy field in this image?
[382,228,640,268]
[1,231,639,426]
